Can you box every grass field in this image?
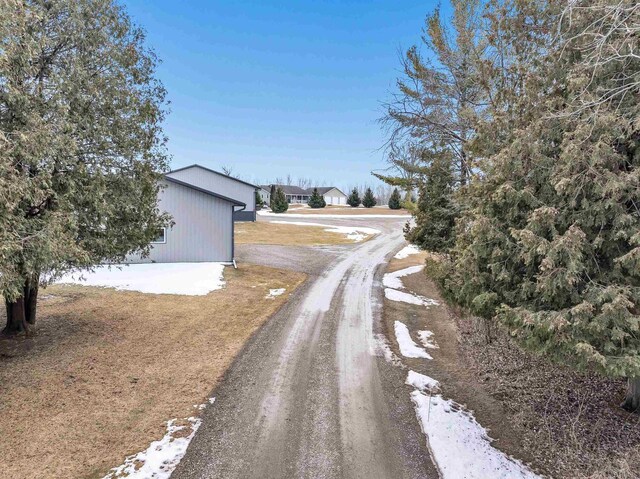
[278,205,410,215]
[0,264,306,479]
[235,220,374,245]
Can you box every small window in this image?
[151,227,167,244]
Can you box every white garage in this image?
[316,187,347,205]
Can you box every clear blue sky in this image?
[124,1,446,190]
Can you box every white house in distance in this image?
[259,184,347,205]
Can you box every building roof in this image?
[308,186,345,196]
[164,176,246,207]
[168,164,259,189]
[262,184,311,196]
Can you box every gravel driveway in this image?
[172,215,437,479]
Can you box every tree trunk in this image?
[2,276,38,336]
[622,377,640,413]
[23,276,39,325]
[3,297,28,336]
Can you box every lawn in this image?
[0,263,306,479]
[277,205,410,215]
[235,220,376,246]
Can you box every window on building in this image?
[151,227,167,244]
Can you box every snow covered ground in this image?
[373,333,405,368]
[385,288,440,306]
[258,210,411,219]
[394,244,422,259]
[408,373,539,479]
[382,265,425,289]
[382,264,439,307]
[382,258,540,479]
[102,399,215,479]
[405,370,440,392]
[269,220,380,242]
[393,321,432,359]
[417,330,438,350]
[266,288,286,299]
[55,263,226,296]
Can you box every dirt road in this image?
[172,216,437,479]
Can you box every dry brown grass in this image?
[0,264,306,479]
[236,220,367,246]
[279,205,410,216]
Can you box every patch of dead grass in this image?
[280,205,410,215]
[0,263,306,479]
[235,221,367,246]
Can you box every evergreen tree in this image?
[347,188,361,207]
[255,190,264,209]
[383,0,487,186]
[271,187,288,213]
[308,188,326,208]
[388,188,402,210]
[0,0,170,334]
[434,0,640,410]
[362,188,377,208]
[406,155,457,252]
[269,185,276,210]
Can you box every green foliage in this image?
[435,0,640,381]
[0,0,170,319]
[308,188,326,208]
[388,188,402,210]
[271,187,288,213]
[383,0,487,187]
[405,155,458,252]
[362,188,376,208]
[385,0,640,406]
[269,185,276,209]
[347,188,361,207]
[255,190,264,209]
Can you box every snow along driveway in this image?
[385,259,541,479]
[171,216,438,479]
[268,220,380,242]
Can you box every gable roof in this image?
[308,186,345,196]
[263,184,311,196]
[164,176,246,207]
[168,164,259,189]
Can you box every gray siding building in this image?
[128,176,245,264]
[166,165,258,221]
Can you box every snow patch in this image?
[56,263,225,296]
[258,210,411,219]
[102,417,200,479]
[382,265,424,289]
[394,321,432,359]
[373,333,405,367]
[385,288,440,307]
[394,244,421,259]
[409,391,540,479]
[417,330,439,349]
[269,220,380,242]
[406,370,440,393]
[266,288,286,299]
[103,398,215,479]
